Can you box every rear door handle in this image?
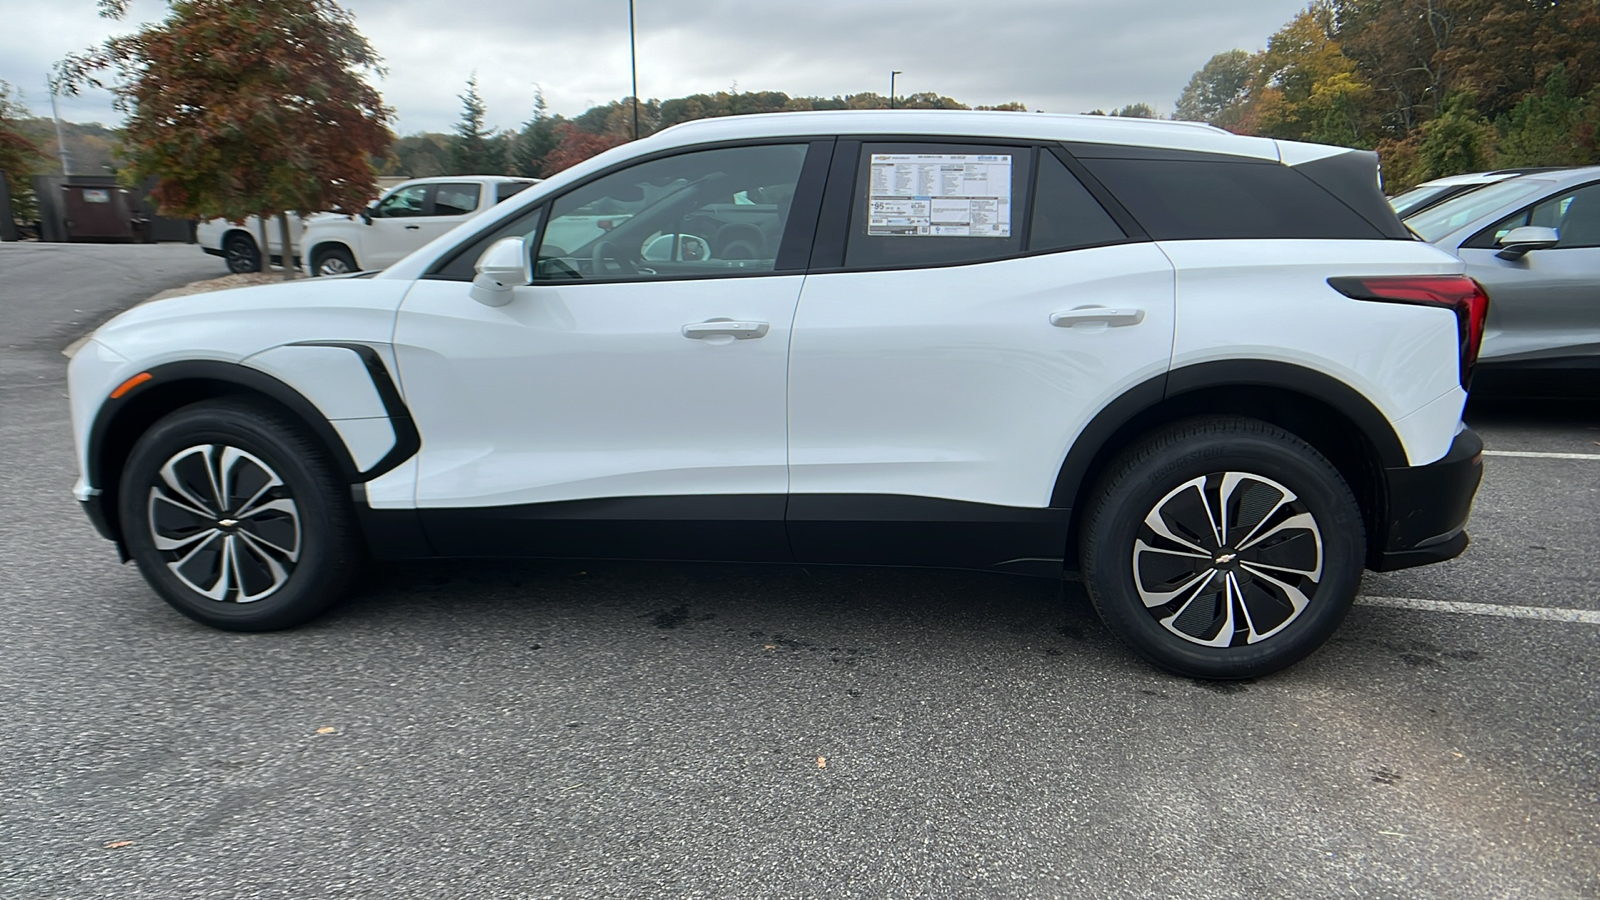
[682,320,770,340]
[404,225,421,230]
[1050,306,1145,327]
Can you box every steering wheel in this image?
[590,240,633,277]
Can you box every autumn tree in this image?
[539,123,624,174]
[1175,49,1255,128]
[0,80,47,229]
[57,0,392,277]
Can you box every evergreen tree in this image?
[450,75,496,174]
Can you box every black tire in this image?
[223,233,261,273]
[1078,416,1364,679]
[118,399,363,631]
[311,246,358,277]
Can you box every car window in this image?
[496,181,534,203]
[1406,179,1549,243]
[1081,158,1380,241]
[376,184,429,219]
[534,143,808,283]
[434,183,481,216]
[425,204,545,281]
[1466,182,1600,249]
[843,143,1028,270]
[1029,150,1124,252]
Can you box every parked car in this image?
[1404,166,1600,372]
[68,110,1484,679]
[301,175,538,276]
[196,215,306,274]
[1387,167,1568,219]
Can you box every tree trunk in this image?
[278,212,297,280]
[256,216,272,273]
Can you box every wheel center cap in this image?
[1213,551,1238,566]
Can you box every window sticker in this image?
[867,153,1012,237]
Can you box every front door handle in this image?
[1050,306,1145,328]
[404,225,421,230]
[682,320,770,340]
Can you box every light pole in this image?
[48,78,73,176]
[889,71,901,110]
[628,0,640,140]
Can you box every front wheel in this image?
[117,400,362,631]
[1078,416,1365,679]
[312,246,358,277]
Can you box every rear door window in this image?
[844,142,1029,269]
[433,183,482,217]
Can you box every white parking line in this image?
[1358,595,1600,624]
[1483,449,1600,461]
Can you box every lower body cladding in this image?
[356,431,1483,577]
[362,495,1074,578]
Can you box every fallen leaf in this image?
[817,756,827,769]
[104,841,134,849]
[316,727,336,734]
[764,644,776,650]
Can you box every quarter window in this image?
[844,143,1028,269]
[534,144,808,283]
[1081,158,1381,241]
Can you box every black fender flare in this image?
[88,345,418,492]
[1049,359,1408,509]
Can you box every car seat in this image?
[713,222,765,260]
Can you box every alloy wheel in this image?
[1132,471,1324,647]
[317,256,352,276]
[145,444,301,603]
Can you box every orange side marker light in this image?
[110,372,153,399]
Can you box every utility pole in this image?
[629,0,640,140]
[48,79,72,176]
[889,71,901,110]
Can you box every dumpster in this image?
[61,184,137,242]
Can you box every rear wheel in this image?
[1078,416,1364,679]
[118,400,362,631]
[223,233,261,273]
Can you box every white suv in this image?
[68,111,1486,678]
[302,175,537,275]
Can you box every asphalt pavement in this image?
[1,243,1596,899]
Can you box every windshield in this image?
[1389,184,1464,218]
[1405,179,1549,242]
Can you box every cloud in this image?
[1,0,1309,133]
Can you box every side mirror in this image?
[640,233,710,262]
[470,236,530,307]
[1496,225,1559,260]
[360,206,375,225]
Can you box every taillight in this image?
[1327,275,1490,389]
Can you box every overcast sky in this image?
[1,0,1307,134]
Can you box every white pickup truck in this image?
[196,214,307,274]
[302,176,537,275]
[195,176,537,275]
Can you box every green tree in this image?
[450,75,498,174]
[511,87,562,178]
[1412,92,1497,182]
[1111,103,1157,118]
[58,0,392,277]
[1495,65,1597,167]
[1175,49,1255,128]
[0,81,47,227]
